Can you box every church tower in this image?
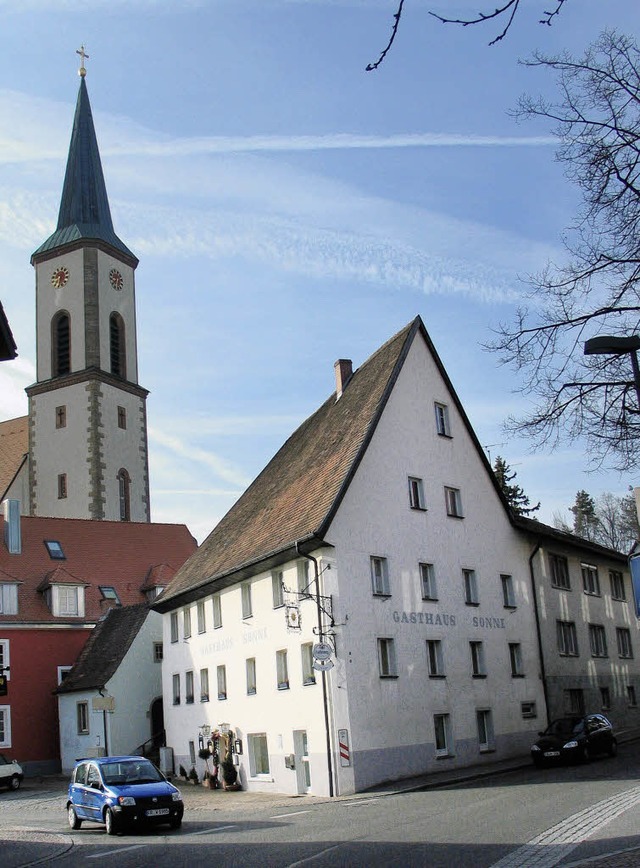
[26,54,150,522]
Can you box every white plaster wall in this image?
[35,250,86,382]
[4,463,29,514]
[96,251,138,383]
[59,688,109,773]
[99,384,148,523]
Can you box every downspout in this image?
[296,542,335,798]
[528,541,551,727]
[98,688,109,756]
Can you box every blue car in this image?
[67,756,184,835]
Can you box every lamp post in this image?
[584,334,640,407]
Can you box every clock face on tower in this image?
[51,266,70,289]
[109,268,124,291]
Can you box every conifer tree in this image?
[493,456,541,516]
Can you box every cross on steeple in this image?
[76,45,89,77]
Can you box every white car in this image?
[0,753,23,791]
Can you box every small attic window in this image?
[44,540,65,560]
[99,586,121,604]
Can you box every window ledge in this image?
[429,674,446,680]
[372,593,392,599]
[472,674,487,679]
[465,602,480,608]
[511,674,525,679]
[446,514,464,520]
[422,597,439,603]
[379,674,399,679]
[410,506,427,512]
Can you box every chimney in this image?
[3,499,21,555]
[334,359,353,400]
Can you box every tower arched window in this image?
[110,313,126,378]
[52,311,71,376]
[117,468,131,522]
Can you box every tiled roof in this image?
[140,563,177,591]
[0,301,17,361]
[156,318,419,609]
[0,416,28,499]
[56,603,151,693]
[0,514,196,624]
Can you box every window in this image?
[109,312,126,378]
[371,556,390,596]
[189,741,196,766]
[589,624,608,658]
[172,673,180,705]
[549,553,571,590]
[470,641,486,677]
[420,563,437,601]
[408,476,426,510]
[56,405,66,429]
[435,402,451,437]
[217,665,227,700]
[600,687,611,710]
[276,649,289,690]
[301,643,316,685]
[509,643,524,677]
[445,486,463,518]
[246,657,257,695]
[57,473,67,499]
[565,688,584,715]
[0,641,9,679]
[248,733,270,776]
[200,668,209,702]
[52,311,71,377]
[378,638,397,677]
[272,571,284,608]
[185,670,194,704]
[153,642,163,662]
[627,685,637,707]
[434,713,452,757]
[501,574,516,608]
[57,665,72,684]
[463,569,479,605]
[0,584,18,615]
[170,612,178,643]
[197,600,206,633]
[610,570,626,601]
[77,701,89,734]
[521,701,537,719]
[426,639,444,677]
[557,620,579,656]
[44,539,65,559]
[241,583,252,619]
[57,585,80,616]
[582,564,601,596]
[99,586,120,604]
[117,468,131,522]
[617,627,633,659]
[117,406,127,429]
[477,709,495,751]
[213,594,222,629]
[0,707,11,748]
[297,560,311,599]
[183,607,191,640]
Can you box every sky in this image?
[1,0,639,543]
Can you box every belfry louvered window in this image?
[110,312,126,377]
[52,311,71,376]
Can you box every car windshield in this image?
[101,760,164,785]
[0,753,9,765]
[545,718,582,736]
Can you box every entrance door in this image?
[151,697,164,747]
[293,730,311,794]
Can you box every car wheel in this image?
[9,775,21,791]
[104,808,119,836]
[609,739,618,758]
[169,816,182,829]
[68,804,82,830]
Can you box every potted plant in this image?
[221,755,240,790]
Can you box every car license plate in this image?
[145,808,170,817]
[543,751,560,757]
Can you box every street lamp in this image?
[584,334,640,407]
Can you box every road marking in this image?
[344,798,381,806]
[271,810,312,819]
[285,843,344,867]
[489,784,640,868]
[187,824,235,835]
[87,844,146,858]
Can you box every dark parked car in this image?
[67,756,183,835]
[0,753,23,790]
[531,714,617,767]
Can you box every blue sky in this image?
[1,0,639,542]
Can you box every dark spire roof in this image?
[32,77,137,264]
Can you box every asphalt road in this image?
[3,749,640,867]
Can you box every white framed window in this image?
[217,665,227,700]
[463,569,478,605]
[521,701,537,719]
[297,560,311,599]
[241,583,252,619]
[589,624,608,658]
[610,570,626,601]
[246,657,257,695]
[501,574,516,608]
[183,606,192,639]
[434,402,451,437]
[185,670,195,704]
[57,665,72,684]
[197,600,206,633]
[301,642,316,685]
[0,706,11,748]
[408,476,426,510]
[276,649,289,690]
[445,486,463,518]
[509,643,524,677]
[420,563,437,600]
[582,564,601,596]
[172,673,180,705]
[617,627,633,659]
[477,709,495,752]
[377,638,397,677]
[213,594,222,629]
[170,612,178,643]
[54,585,84,617]
[0,640,9,679]
[557,620,579,656]
[200,667,209,702]
[272,571,284,608]
[77,701,89,734]
[470,641,486,677]
[549,553,571,589]
[426,639,444,677]
[248,733,270,776]
[371,556,390,596]
[434,713,452,757]
[0,584,18,615]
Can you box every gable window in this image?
[58,665,72,684]
[276,650,289,690]
[582,564,600,596]
[470,641,486,677]
[426,639,444,677]
[0,707,10,748]
[557,620,579,656]
[0,584,18,616]
[272,571,284,608]
[200,668,209,702]
[509,643,524,677]
[477,709,495,752]
[117,469,131,522]
[45,540,65,560]
[183,606,191,640]
[445,486,463,518]
[109,312,126,378]
[301,643,316,686]
[57,473,67,499]
[185,670,194,704]
[246,657,257,695]
[248,733,270,776]
[213,594,222,628]
[549,553,571,590]
[420,563,437,601]
[99,586,120,604]
[297,560,311,599]
[197,600,206,634]
[377,638,397,677]
[77,701,89,734]
[501,574,516,608]
[170,612,178,643]
[52,311,71,377]
[217,665,227,700]
[435,402,451,437]
[371,556,390,596]
[463,569,479,606]
[117,406,127,429]
[610,570,626,601]
[617,627,633,659]
[241,583,252,619]
[408,476,426,510]
[153,642,163,662]
[56,405,67,429]
[589,624,608,658]
[172,673,180,705]
[434,713,452,757]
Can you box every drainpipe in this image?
[528,541,551,727]
[98,688,109,756]
[296,542,335,798]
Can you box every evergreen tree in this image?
[569,490,599,542]
[493,456,541,517]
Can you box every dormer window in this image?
[0,584,18,615]
[44,540,65,560]
[46,585,85,617]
